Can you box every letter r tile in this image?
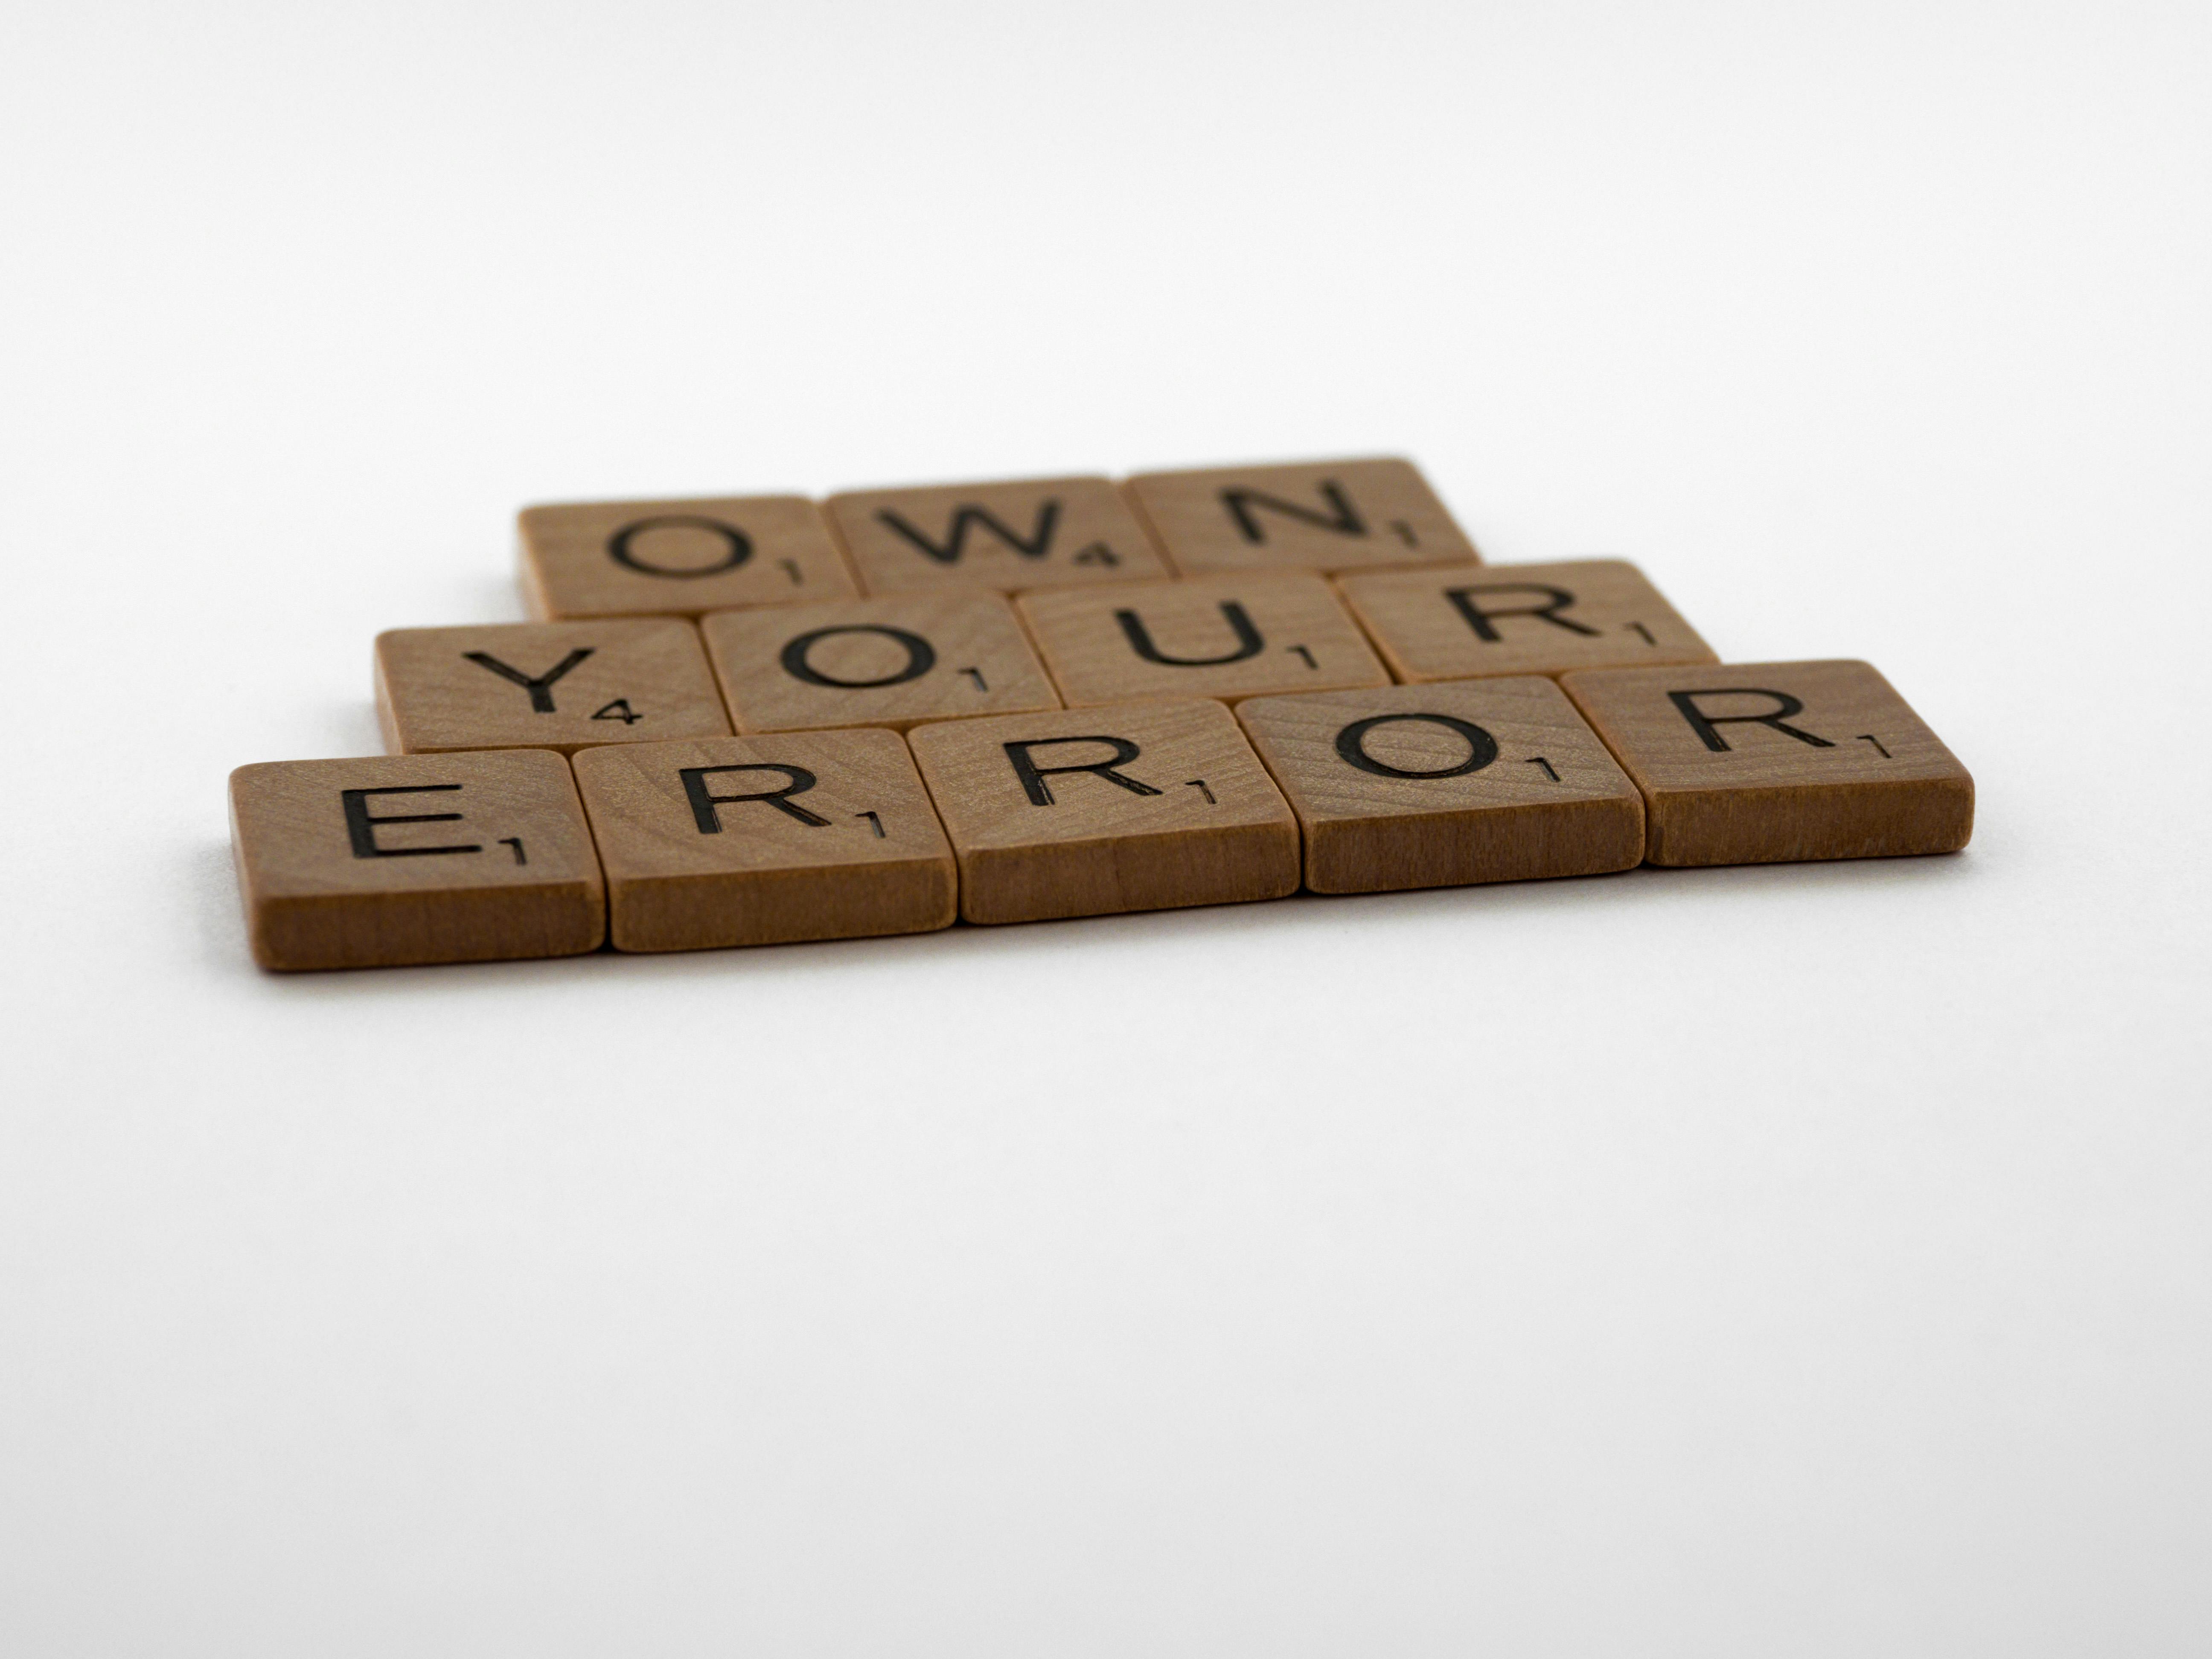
[1337,558,1717,681]
[229,750,605,971]
[1560,660,1975,865]
[906,700,1300,924]
[570,730,956,952]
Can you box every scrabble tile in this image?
[1016,572,1390,708]
[699,592,1060,734]
[229,749,605,971]
[1122,457,1477,576]
[1560,660,1974,866]
[375,620,731,755]
[825,475,1173,594]
[1337,558,1718,682]
[518,494,858,619]
[1236,679,1644,894]
[906,700,1299,925]
[570,731,956,952]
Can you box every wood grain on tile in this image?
[1236,679,1644,893]
[570,730,955,952]
[1123,457,1476,576]
[518,495,858,619]
[1561,659,1974,866]
[376,619,731,755]
[229,749,605,971]
[1016,572,1390,708]
[1338,558,1717,681]
[700,592,1059,734]
[826,475,1173,594]
[906,699,1299,924]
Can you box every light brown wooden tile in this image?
[1016,572,1390,709]
[1561,660,1974,866]
[1123,457,1477,576]
[699,592,1060,734]
[376,620,731,755]
[906,700,1299,925]
[1337,558,1717,682]
[1236,679,1644,894]
[825,475,1173,594]
[518,495,858,619]
[570,730,956,952]
[229,749,605,971]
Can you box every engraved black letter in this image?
[1444,583,1599,642]
[878,500,1060,565]
[463,647,595,713]
[1002,736,1164,806]
[680,764,830,830]
[1221,480,1365,544]
[607,515,751,577]
[779,624,937,688]
[1334,713,1499,779]
[1114,602,1265,666]
[341,784,483,859]
[1667,688,1834,753]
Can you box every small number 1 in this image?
[960,667,988,691]
[856,811,885,838]
[498,837,527,864]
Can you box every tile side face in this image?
[570,730,956,952]
[228,749,605,970]
[1337,558,1718,681]
[1561,659,1975,866]
[826,475,1172,593]
[1237,679,1644,892]
[1016,572,1389,708]
[906,700,1300,924]
[375,619,731,754]
[518,495,858,619]
[1123,457,1477,576]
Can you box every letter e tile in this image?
[229,750,605,970]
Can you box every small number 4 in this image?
[592,699,642,724]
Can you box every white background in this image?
[3,1,2208,1653]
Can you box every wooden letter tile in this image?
[570,731,956,952]
[1236,679,1644,894]
[518,495,858,619]
[700,592,1059,734]
[1561,660,1974,866]
[825,475,1172,594]
[1122,457,1477,576]
[906,700,1299,924]
[376,620,731,755]
[1016,573,1389,708]
[230,749,605,971]
[1338,558,1717,681]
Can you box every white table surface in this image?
[4,2,2207,1653]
